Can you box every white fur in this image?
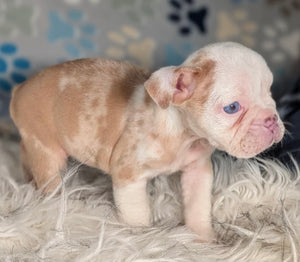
[1,138,300,261]
[156,105,184,134]
[113,179,150,226]
[187,42,283,157]
[58,76,80,92]
[129,84,146,109]
[154,66,177,95]
[181,159,215,241]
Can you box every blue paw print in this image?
[164,43,194,66]
[167,0,209,36]
[0,42,30,93]
[47,10,97,58]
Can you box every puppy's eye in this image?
[223,101,240,114]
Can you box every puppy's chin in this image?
[228,148,266,159]
[227,145,270,159]
[227,127,284,159]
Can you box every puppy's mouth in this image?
[237,122,284,158]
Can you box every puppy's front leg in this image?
[181,158,215,242]
[113,178,151,226]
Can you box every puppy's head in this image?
[145,42,284,158]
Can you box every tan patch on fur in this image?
[51,59,150,171]
[54,82,86,140]
[159,94,171,109]
[85,114,91,121]
[94,62,150,171]
[144,91,153,106]
[150,132,158,139]
[137,119,144,126]
[92,98,99,109]
[185,60,216,111]
[186,51,208,67]
[10,67,64,151]
[115,166,136,186]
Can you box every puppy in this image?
[10,42,284,241]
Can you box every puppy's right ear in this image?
[145,66,201,109]
[144,66,176,109]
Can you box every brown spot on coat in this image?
[94,61,150,171]
[185,60,216,111]
[188,51,208,67]
[137,119,144,126]
[92,99,99,109]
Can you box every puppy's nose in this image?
[264,114,278,130]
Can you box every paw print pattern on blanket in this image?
[262,20,300,63]
[47,10,97,58]
[64,0,101,5]
[267,0,300,17]
[105,25,156,68]
[167,0,209,36]
[0,0,38,37]
[110,0,156,23]
[216,9,257,47]
[0,43,31,93]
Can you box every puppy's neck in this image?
[126,87,214,173]
[146,98,206,146]
[152,105,186,135]
[131,85,207,143]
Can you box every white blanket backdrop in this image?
[0,138,299,261]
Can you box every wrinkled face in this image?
[185,43,285,158]
[145,42,285,159]
[201,70,284,158]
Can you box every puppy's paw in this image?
[193,229,216,243]
[186,221,216,243]
[118,204,151,227]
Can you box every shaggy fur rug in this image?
[0,137,300,262]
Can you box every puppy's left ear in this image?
[144,66,203,109]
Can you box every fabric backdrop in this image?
[0,0,299,124]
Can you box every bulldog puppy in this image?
[10,42,284,242]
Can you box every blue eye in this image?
[223,101,240,114]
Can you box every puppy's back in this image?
[10,58,150,169]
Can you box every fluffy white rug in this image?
[0,137,300,262]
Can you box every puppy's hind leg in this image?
[20,138,67,193]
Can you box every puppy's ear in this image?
[144,66,202,109]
